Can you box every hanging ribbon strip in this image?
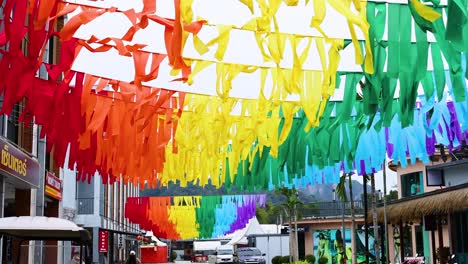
[1,0,468,190]
[125,194,266,239]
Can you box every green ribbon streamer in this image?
[430,42,446,101]
[387,4,401,78]
[445,0,467,52]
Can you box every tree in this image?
[256,205,271,224]
[275,186,302,263]
[335,175,348,264]
[336,173,358,264]
[386,190,398,201]
[256,202,282,224]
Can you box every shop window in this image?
[5,102,34,152]
[402,225,413,257]
[454,211,468,253]
[77,180,95,215]
[6,104,19,144]
[401,172,423,198]
[415,225,424,256]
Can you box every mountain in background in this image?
[141,180,371,204]
[303,180,371,201]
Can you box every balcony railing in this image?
[77,198,94,215]
[300,201,366,219]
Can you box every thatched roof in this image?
[371,184,468,224]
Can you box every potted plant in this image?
[305,255,316,264]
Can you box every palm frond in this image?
[336,175,348,202]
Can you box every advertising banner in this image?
[99,230,109,253]
[0,138,39,187]
[313,229,376,264]
[45,172,62,200]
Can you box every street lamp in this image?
[332,189,336,202]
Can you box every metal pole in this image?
[342,200,346,264]
[371,173,380,264]
[294,203,298,262]
[383,160,389,264]
[363,175,369,264]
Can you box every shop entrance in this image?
[453,211,468,263]
[2,187,31,264]
[43,198,59,264]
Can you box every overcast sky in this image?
[351,161,398,191]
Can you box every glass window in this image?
[401,172,423,198]
[402,226,413,257]
[218,250,233,255]
[415,225,424,256]
[454,211,468,253]
[237,248,262,256]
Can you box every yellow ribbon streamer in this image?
[410,0,442,22]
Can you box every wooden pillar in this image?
[437,217,444,264]
[431,229,436,264]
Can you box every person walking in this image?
[125,250,141,264]
[70,252,85,264]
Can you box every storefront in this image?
[98,228,141,263]
[0,137,40,263]
[376,183,468,264]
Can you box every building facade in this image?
[0,106,56,264]
[0,5,68,263]
[61,167,142,264]
[380,155,468,264]
[290,201,369,264]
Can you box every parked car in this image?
[208,245,235,264]
[234,247,266,264]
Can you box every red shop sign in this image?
[45,172,62,200]
[98,230,108,253]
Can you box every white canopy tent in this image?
[226,217,266,245]
[0,216,91,242]
[144,231,168,247]
[0,216,91,263]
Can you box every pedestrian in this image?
[125,250,141,264]
[70,252,85,264]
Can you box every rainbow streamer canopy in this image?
[0,0,467,190]
[125,194,266,240]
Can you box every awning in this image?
[374,184,468,224]
[0,216,91,243]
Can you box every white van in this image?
[208,244,234,264]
